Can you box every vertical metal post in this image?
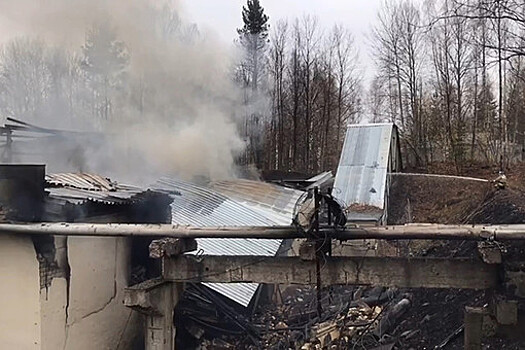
[314,187,323,319]
[327,203,332,257]
[327,201,332,226]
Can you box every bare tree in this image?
[372,0,426,166]
[298,15,320,173]
[263,17,361,173]
[368,75,387,123]
[81,23,129,121]
[0,38,52,120]
[333,25,361,148]
[268,19,288,169]
[429,0,475,171]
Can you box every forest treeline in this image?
[2,0,525,176]
[369,0,525,172]
[239,0,525,174]
[242,18,362,174]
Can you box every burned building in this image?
[1,122,524,350]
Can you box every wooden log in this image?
[337,223,525,241]
[0,222,298,238]
[162,255,498,290]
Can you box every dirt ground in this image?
[408,160,525,191]
[386,162,525,349]
[334,162,525,349]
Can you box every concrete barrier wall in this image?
[0,234,41,350]
[0,234,141,350]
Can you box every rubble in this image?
[195,286,409,350]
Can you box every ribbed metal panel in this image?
[211,179,304,226]
[333,123,393,211]
[46,187,144,205]
[155,177,304,307]
[46,173,145,205]
[46,173,117,191]
[156,178,285,227]
[197,238,283,256]
[305,171,334,190]
[205,283,258,307]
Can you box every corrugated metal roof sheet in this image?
[206,283,258,308]
[198,236,283,307]
[305,171,334,190]
[155,177,304,307]
[333,123,394,219]
[210,179,304,226]
[45,173,147,205]
[156,178,286,227]
[46,173,117,191]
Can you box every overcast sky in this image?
[181,0,385,80]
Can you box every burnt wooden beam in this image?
[162,255,498,290]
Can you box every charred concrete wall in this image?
[0,234,141,350]
[40,236,141,350]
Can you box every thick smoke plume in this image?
[0,0,244,182]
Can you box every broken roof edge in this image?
[347,122,395,128]
[158,177,305,227]
[45,172,172,207]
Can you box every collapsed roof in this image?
[155,177,306,307]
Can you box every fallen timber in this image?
[2,222,525,240]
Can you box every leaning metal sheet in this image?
[333,123,393,210]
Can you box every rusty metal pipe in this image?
[0,223,525,241]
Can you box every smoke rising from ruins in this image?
[0,0,245,182]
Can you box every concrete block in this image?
[496,300,518,326]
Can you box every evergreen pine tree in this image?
[236,0,270,168]
[237,0,269,91]
[238,0,269,37]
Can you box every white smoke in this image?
[0,0,245,183]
